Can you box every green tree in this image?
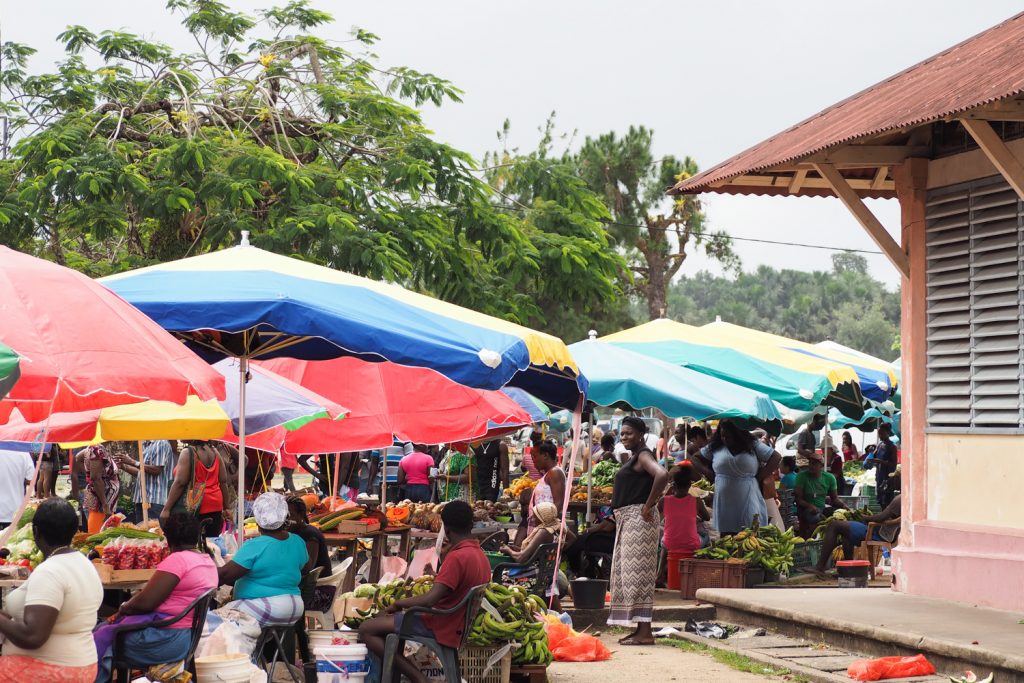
[0,0,620,327]
[570,126,738,320]
[665,252,900,360]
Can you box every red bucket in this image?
[667,549,695,590]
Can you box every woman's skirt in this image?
[607,503,660,626]
[223,594,304,626]
[0,655,96,683]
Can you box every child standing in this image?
[663,464,710,555]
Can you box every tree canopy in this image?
[0,0,621,328]
[665,252,900,361]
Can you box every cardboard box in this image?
[334,519,381,535]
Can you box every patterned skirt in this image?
[607,504,660,627]
[0,655,97,682]
[223,594,304,626]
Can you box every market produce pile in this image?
[579,460,619,488]
[811,507,873,540]
[843,460,865,477]
[385,501,445,531]
[505,476,538,497]
[570,485,612,504]
[695,521,797,574]
[345,577,553,665]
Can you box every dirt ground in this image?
[547,634,785,682]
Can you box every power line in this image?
[600,220,884,255]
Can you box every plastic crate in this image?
[460,646,512,683]
[678,559,764,600]
[839,495,871,510]
[791,539,823,569]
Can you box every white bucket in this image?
[195,653,252,682]
[314,644,370,681]
[308,630,353,651]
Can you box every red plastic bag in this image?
[847,655,936,681]
[544,622,575,651]
[551,634,612,662]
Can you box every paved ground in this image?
[547,633,785,682]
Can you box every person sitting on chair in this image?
[813,495,901,576]
[499,502,575,563]
[358,501,489,683]
[794,452,846,536]
[94,513,218,682]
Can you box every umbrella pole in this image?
[237,357,248,543]
[137,440,149,526]
[332,453,341,499]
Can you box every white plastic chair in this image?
[305,557,353,630]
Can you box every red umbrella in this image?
[0,247,226,423]
[244,356,533,452]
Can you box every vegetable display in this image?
[580,460,620,488]
[695,521,797,574]
[345,578,553,665]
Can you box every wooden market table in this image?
[322,524,413,592]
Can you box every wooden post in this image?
[137,441,149,525]
[813,162,910,277]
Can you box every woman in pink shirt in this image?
[94,514,218,682]
[398,444,435,503]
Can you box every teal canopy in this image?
[828,406,894,431]
[568,340,783,431]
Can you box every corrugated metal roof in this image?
[673,12,1024,195]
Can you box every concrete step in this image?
[563,602,716,630]
[696,587,1024,683]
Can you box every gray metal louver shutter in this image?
[925,177,1024,431]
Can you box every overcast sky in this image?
[7,1,1023,288]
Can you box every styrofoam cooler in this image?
[315,644,370,682]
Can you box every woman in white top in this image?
[527,441,566,535]
[0,498,104,682]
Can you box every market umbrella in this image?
[889,358,903,409]
[568,339,783,431]
[0,343,19,400]
[828,406,894,431]
[693,325,897,402]
[604,319,838,413]
[0,246,226,424]
[243,356,532,452]
[103,237,585,531]
[500,388,551,424]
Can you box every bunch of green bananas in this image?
[812,506,873,540]
[694,522,798,574]
[467,583,552,666]
[348,576,436,626]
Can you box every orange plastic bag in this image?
[551,634,612,662]
[544,622,575,651]
[847,655,936,681]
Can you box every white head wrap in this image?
[253,492,289,530]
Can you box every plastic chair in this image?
[380,584,486,683]
[479,530,509,552]
[491,542,558,598]
[109,588,215,682]
[304,560,351,630]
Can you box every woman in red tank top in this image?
[161,441,228,538]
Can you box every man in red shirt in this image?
[358,500,490,683]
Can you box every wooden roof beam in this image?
[788,168,807,194]
[805,145,930,165]
[960,118,1024,200]
[813,162,910,278]
[957,99,1024,122]
[719,173,895,191]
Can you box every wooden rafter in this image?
[870,166,889,190]
[959,118,1024,200]
[813,162,910,278]
[789,168,807,194]
[805,145,930,165]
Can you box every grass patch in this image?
[660,638,811,681]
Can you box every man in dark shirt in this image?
[866,424,898,507]
[473,439,509,502]
[358,501,490,683]
[796,413,827,470]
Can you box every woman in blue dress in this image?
[694,420,781,534]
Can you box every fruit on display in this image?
[693,477,715,493]
[695,519,797,574]
[579,460,619,488]
[812,506,873,539]
[100,537,168,570]
[570,485,613,503]
[385,502,445,531]
[300,493,320,510]
[313,507,367,531]
[344,576,437,627]
[385,506,410,524]
[469,583,552,666]
[505,476,538,497]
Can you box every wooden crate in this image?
[679,559,763,600]
[92,562,156,584]
[334,519,381,535]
